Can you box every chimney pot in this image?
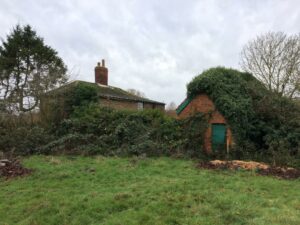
[95,59,108,85]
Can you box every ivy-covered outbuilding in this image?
[176,67,300,159]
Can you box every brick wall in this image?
[178,94,233,153]
[99,97,164,111]
[100,98,137,110]
[144,102,165,110]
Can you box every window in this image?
[137,102,144,110]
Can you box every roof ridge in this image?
[46,79,165,105]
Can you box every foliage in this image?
[0,115,53,156]
[187,67,300,165]
[39,104,208,158]
[0,24,68,113]
[40,82,98,125]
[181,112,209,158]
[1,98,208,158]
[1,156,300,225]
[66,82,98,108]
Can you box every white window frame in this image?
[137,102,144,110]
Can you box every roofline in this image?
[98,94,165,105]
[43,80,79,95]
[44,80,165,105]
[176,97,193,115]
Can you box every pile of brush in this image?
[0,159,32,179]
[197,160,300,180]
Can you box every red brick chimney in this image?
[95,59,108,85]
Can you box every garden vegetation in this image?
[1,68,299,167]
[1,82,209,159]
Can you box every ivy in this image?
[186,67,300,164]
[38,104,209,158]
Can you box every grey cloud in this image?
[0,0,299,105]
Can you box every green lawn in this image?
[0,156,299,225]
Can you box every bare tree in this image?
[166,101,177,111]
[240,32,300,98]
[127,88,146,98]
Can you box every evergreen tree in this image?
[0,24,68,113]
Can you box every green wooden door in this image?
[212,124,226,151]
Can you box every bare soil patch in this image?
[0,159,32,179]
[197,160,300,180]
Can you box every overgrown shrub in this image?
[38,104,208,158]
[40,81,99,125]
[0,115,53,156]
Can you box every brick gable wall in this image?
[178,94,232,153]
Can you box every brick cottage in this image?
[42,60,165,112]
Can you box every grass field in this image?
[0,156,299,225]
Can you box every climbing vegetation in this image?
[1,103,209,159]
[39,104,208,157]
[187,67,300,165]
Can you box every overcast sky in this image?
[0,0,299,105]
